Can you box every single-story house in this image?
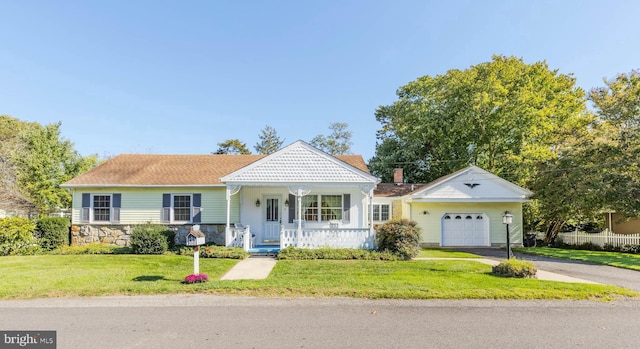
[372,167,532,247]
[61,141,532,250]
[61,141,380,251]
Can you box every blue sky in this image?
[1,1,639,161]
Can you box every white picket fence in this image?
[557,229,640,247]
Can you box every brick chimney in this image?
[393,168,403,185]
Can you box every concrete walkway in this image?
[220,255,597,284]
[220,256,277,280]
[414,257,600,284]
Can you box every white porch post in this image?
[369,188,375,238]
[297,188,303,248]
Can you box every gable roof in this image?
[220,140,379,185]
[61,142,373,188]
[407,165,532,202]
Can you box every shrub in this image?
[375,219,422,260]
[199,245,248,259]
[492,259,537,278]
[184,273,209,284]
[620,244,640,254]
[0,217,37,256]
[277,246,399,260]
[602,243,620,252]
[35,217,70,251]
[131,224,172,254]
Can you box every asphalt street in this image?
[1,296,640,349]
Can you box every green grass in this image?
[417,248,480,258]
[515,247,640,271]
[0,255,636,301]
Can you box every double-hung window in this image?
[93,195,111,222]
[81,193,121,223]
[302,194,343,222]
[372,204,390,222]
[173,195,191,222]
[162,193,202,223]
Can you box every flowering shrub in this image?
[184,273,209,284]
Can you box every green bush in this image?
[375,219,422,260]
[35,217,70,251]
[620,244,640,254]
[0,217,37,256]
[277,246,399,260]
[131,224,172,254]
[492,259,537,278]
[199,245,248,259]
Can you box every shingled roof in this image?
[62,153,371,187]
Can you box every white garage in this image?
[441,213,488,246]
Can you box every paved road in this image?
[1,296,640,349]
[458,248,640,292]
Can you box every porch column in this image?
[224,185,241,247]
[369,188,374,236]
[225,187,232,247]
[297,188,303,248]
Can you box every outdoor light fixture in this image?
[284,199,289,207]
[502,211,513,259]
[255,199,261,207]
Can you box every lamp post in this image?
[502,211,513,259]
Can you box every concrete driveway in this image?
[456,248,640,292]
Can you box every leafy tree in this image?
[310,122,353,155]
[214,139,251,154]
[0,116,35,209]
[12,121,97,216]
[254,125,284,155]
[531,70,640,242]
[370,55,590,186]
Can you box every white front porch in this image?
[226,224,375,251]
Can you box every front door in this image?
[263,196,281,244]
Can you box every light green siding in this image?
[70,187,239,225]
[409,202,523,245]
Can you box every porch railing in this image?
[226,225,252,250]
[280,226,375,249]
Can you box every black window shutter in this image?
[342,194,350,223]
[81,193,90,223]
[192,193,201,223]
[112,193,121,223]
[162,193,171,223]
[288,194,295,223]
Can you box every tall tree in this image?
[369,55,590,185]
[214,139,251,154]
[531,70,640,242]
[254,125,284,155]
[11,120,97,215]
[310,122,353,155]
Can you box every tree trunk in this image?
[544,220,566,245]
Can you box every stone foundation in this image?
[70,224,227,246]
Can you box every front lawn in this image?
[0,255,635,300]
[515,247,640,272]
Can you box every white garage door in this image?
[442,213,487,246]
